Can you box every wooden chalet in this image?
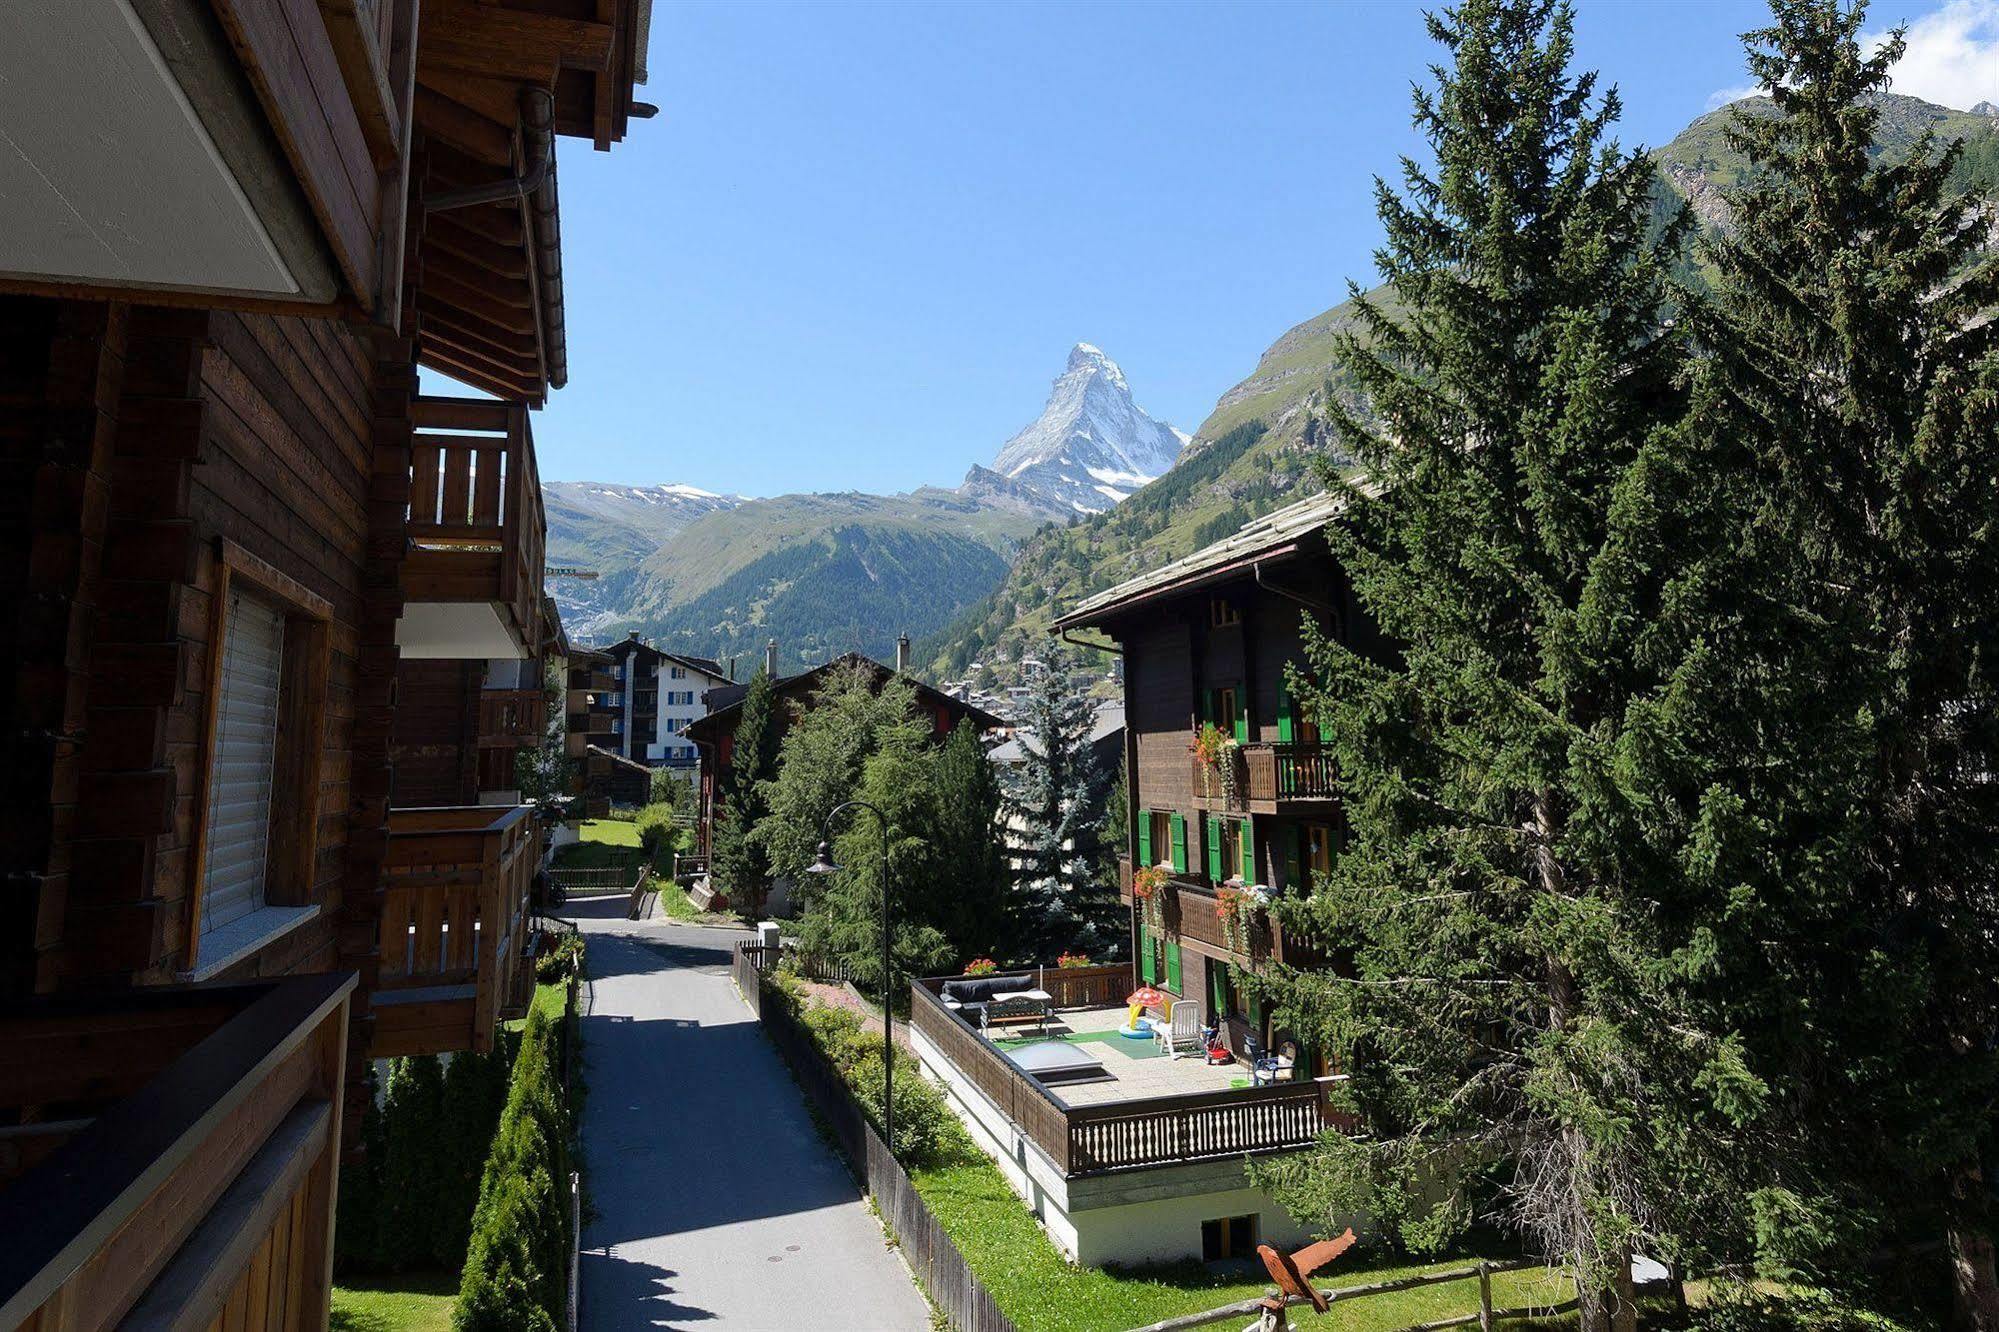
[0,2,651,1325]
[1051,491,1388,1068]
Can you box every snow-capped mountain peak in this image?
[976,343,1185,514]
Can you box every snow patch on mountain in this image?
[967,343,1185,515]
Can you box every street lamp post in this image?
[804,799,894,1154]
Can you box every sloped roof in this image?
[1053,489,1346,630]
[686,652,1005,747]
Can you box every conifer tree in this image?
[1682,2,1999,1318]
[711,665,780,918]
[1000,653,1116,961]
[931,719,1009,960]
[1249,3,1740,1325]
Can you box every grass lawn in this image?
[329,1271,456,1331]
[910,1145,1571,1332]
[580,818,640,847]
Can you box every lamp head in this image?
[805,840,840,876]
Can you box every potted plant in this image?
[1131,862,1172,933]
[1191,722,1243,805]
[964,957,998,977]
[1215,882,1272,955]
[1056,951,1092,969]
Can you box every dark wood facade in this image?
[0,1,649,1323]
[1054,497,1383,1065]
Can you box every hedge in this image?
[454,1002,573,1331]
[336,1045,512,1274]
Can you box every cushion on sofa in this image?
[942,975,1033,1004]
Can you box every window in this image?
[1149,811,1172,867]
[1136,809,1187,873]
[670,665,687,679]
[1307,824,1335,876]
[1209,597,1240,628]
[190,542,330,974]
[1202,1214,1258,1262]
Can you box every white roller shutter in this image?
[201,590,285,936]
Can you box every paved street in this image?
[569,899,931,1331]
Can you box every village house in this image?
[599,631,730,771]
[907,490,1381,1267]
[0,2,649,1325]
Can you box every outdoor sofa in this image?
[941,975,1052,1032]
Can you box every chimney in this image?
[727,655,737,682]
[628,630,640,641]
[895,632,910,674]
[765,638,778,677]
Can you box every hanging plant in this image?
[1216,882,1271,955]
[1191,723,1243,805]
[1132,863,1171,933]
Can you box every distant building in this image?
[600,633,731,770]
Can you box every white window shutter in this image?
[202,591,285,935]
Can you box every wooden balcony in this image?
[398,397,546,661]
[0,974,353,1330]
[1193,743,1339,813]
[478,687,548,747]
[1130,866,1325,968]
[911,977,1332,1176]
[373,805,539,1057]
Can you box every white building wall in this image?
[911,1024,1315,1267]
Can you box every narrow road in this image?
[568,898,931,1331]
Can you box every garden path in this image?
[568,901,930,1330]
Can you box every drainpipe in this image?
[423,86,567,390]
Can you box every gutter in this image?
[423,86,567,392]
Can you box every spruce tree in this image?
[711,665,780,918]
[1000,653,1115,961]
[1684,2,1999,1317]
[1249,3,1739,1324]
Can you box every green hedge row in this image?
[337,1045,513,1274]
[454,1002,573,1331]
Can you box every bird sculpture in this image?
[1248,1228,1357,1329]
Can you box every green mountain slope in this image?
[572,488,1047,671]
[920,93,1999,683]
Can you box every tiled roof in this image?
[1053,488,1346,628]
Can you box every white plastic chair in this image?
[1154,999,1202,1059]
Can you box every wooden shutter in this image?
[1239,819,1255,883]
[202,591,285,935]
[1137,810,1153,867]
[1169,813,1188,873]
[1165,940,1182,994]
[1205,815,1223,881]
[1233,684,1249,743]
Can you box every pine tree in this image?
[711,665,780,918]
[1683,2,1999,1318]
[1247,3,1742,1324]
[1000,653,1115,961]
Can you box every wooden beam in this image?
[425,216,530,281]
[415,299,543,375]
[414,66,521,128]
[419,267,536,334]
[413,85,515,166]
[417,344,541,403]
[418,0,614,79]
[318,0,402,167]
[422,248,534,310]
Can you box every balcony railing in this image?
[479,688,548,747]
[374,804,539,1056]
[910,975,1333,1176]
[0,974,354,1330]
[1123,862,1323,967]
[1194,743,1340,810]
[404,396,546,655]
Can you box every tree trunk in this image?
[1949,1162,1999,1332]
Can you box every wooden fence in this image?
[1129,1256,1570,1332]
[550,856,644,896]
[733,948,1015,1332]
[737,941,855,985]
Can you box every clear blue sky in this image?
[522,0,1991,495]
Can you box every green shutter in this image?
[1233,683,1250,743]
[1139,923,1156,983]
[1202,689,1216,726]
[1208,962,1228,1018]
[1277,684,1294,743]
[1165,940,1182,994]
[1137,811,1153,867]
[1284,824,1302,891]
[1239,819,1256,883]
[1206,815,1224,881]
[1169,813,1188,873]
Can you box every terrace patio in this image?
[987,1003,1258,1107]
